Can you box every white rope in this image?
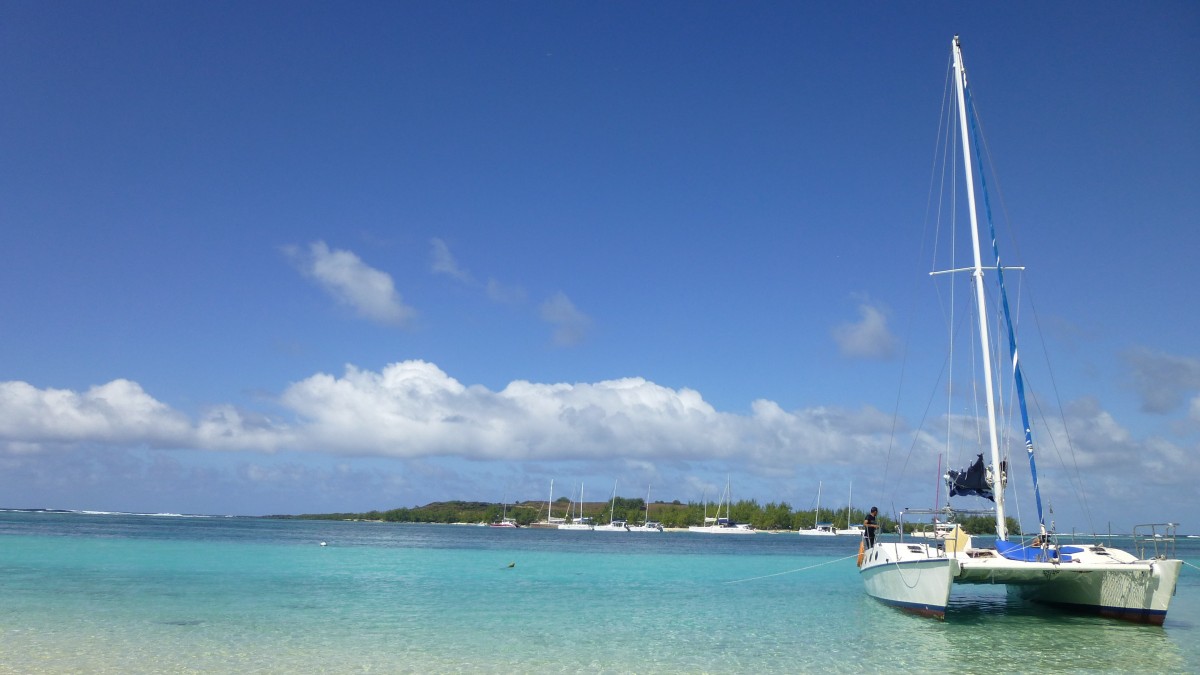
[723,553,859,584]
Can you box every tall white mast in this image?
[815,481,823,528]
[952,35,1008,539]
[609,479,618,523]
[644,484,652,525]
[845,482,852,530]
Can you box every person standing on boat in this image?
[864,507,879,547]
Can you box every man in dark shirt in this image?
[864,507,879,547]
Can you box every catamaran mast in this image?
[952,35,1008,540]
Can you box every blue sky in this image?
[2,2,1197,530]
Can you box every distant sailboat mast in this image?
[814,481,823,528]
[845,482,852,530]
[608,479,618,524]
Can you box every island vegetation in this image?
[272,496,1019,535]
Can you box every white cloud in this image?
[1122,347,1200,414]
[0,364,888,472]
[832,300,896,359]
[287,241,415,326]
[0,379,192,451]
[429,237,473,283]
[3,361,1193,526]
[540,292,591,346]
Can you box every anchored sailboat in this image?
[628,484,664,532]
[594,479,629,532]
[558,481,594,531]
[859,36,1182,624]
[797,481,836,536]
[689,479,754,534]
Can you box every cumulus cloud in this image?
[540,292,591,346]
[1122,347,1200,414]
[286,241,415,326]
[0,363,891,472]
[832,299,896,359]
[3,359,1196,525]
[0,379,191,451]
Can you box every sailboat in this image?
[628,482,667,530]
[558,481,594,531]
[688,479,754,534]
[489,499,519,528]
[628,484,664,532]
[859,36,1182,624]
[835,483,863,536]
[797,481,836,536]
[594,479,630,532]
[530,479,567,528]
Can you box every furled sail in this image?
[945,454,994,501]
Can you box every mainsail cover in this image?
[946,454,994,501]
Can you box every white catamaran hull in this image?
[957,554,1181,625]
[859,543,954,618]
[863,541,1182,624]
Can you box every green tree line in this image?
[272,499,1019,534]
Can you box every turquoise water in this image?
[1,512,1197,673]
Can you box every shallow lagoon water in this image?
[1,511,1196,673]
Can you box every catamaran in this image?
[859,36,1182,624]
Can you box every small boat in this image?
[859,36,1182,624]
[908,521,960,540]
[594,519,629,532]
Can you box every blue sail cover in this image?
[946,454,994,501]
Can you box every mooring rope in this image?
[723,553,860,584]
[1183,560,1200,572]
